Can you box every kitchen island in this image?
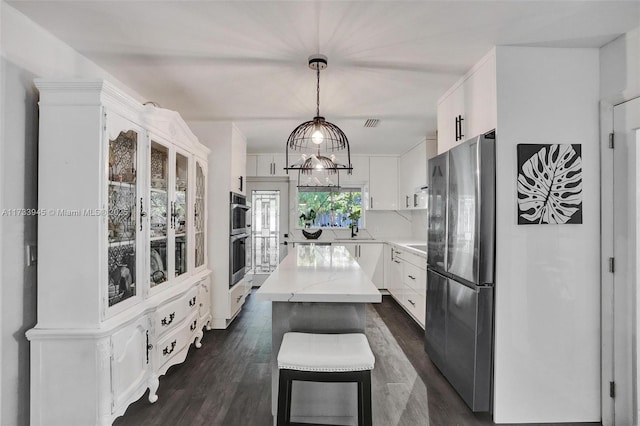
[255,244,381,425]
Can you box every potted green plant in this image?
[299,208,316,228]
[348,207,361,235]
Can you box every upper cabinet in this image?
[339,154,370,185]
[437,50,496,154]
[256,153,287,177]
[398,140,427,210]
[231,126,247,194]
[368,156,398,210]
[246,154,257,177]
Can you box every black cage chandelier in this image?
[285,54,352,186]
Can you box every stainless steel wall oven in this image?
[230,192,250,287]
[230,192,249,235]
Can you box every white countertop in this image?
[255,245,382,303]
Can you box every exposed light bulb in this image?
[312,129,324,145]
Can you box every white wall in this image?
[187,120,235,324]
[492,47,601,423]
[0,3,142,424]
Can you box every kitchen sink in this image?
[407,244,427,252]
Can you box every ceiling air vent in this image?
[363,119,379,128]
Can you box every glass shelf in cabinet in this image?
[109,180,136,188]
[108,239,136,247]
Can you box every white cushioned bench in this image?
[276,332,374,426]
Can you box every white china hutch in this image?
[26,80,211,425]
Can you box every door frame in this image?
[601,97,640,426]
[601,100,615,426]
[246,176,290,286]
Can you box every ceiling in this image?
[8,1,640,155]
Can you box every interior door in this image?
[246,177,289,287]
[610,96,640,425]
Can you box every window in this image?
[297,187,362,229]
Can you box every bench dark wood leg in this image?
[361,371,372,426]
[277,369,292,426]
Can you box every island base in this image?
[270,301,368,425]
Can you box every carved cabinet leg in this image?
[148,375,160,403]
[195,329,204,348]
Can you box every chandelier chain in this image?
[316,66,320,118]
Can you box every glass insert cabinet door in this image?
[174,153,189,277]
[108,130,139,307]
[149,141,169,288]
[194,162,205,268]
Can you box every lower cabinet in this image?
[111,316,153,414]
[344,243,385,289]
[27,272,211,426]
[385,244,426,327]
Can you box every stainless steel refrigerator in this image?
[425,132,495,412]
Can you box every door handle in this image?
[370,197,373,209]
[414,194,418,207]
[406,195,409,208]
[239,176,243,192]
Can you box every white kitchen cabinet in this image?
[257,153,288,176]
[231,128,247,195]
[368,156,398,210]
[437,49,496,154]
[26,79,211,425]
[399,140,428,210]
[337,154,370,185]
[246,154,257,177]
[384,244,403,295]
[386,244,426,328]
[437,83,465,154]
[343,243,385,289]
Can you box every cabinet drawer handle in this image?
[408,299,416,307]
[236,295,242,302]
[394,260,401,264]
[190,319,197,332]
[162,340,177,356]
[405,195,409,208]
[161,312,175,326]
[370,196,373,209]
[188,296,197,307]
[408,275,416,280]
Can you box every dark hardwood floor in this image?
[114,292,601,426]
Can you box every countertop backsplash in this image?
[288,210,415,243]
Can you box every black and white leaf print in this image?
[517,144,582,224]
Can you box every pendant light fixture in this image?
[285,54,352,184]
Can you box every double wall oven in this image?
[230,192,250,287]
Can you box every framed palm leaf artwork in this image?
[517,143,583,225]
